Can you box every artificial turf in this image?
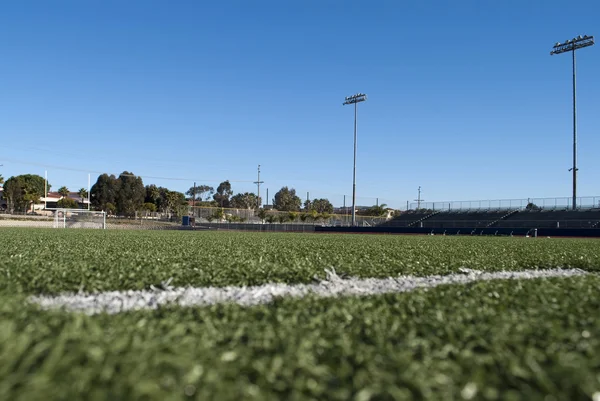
[0,228,599,295]
[0,228,599,400]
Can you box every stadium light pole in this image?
[550,35,595,210]
[343,93,367,226]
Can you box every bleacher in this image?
[378,210,437,227]
[380,208,600,230]
[494,209,600,229]
[420,210,512,228]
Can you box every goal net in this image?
[53,209,106,229]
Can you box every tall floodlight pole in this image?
[551,35,595,210]
[343,93,367,226]
[414,186,424,209]
[88,173,91,211]
[44,170,48,210]
[254,164,264,209]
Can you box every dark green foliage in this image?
[143,202,157,212]
[308,198,334,214]
[272,187,301,211]
[56,197,79,209]
[78,188,88,203]
[186,185,214,202]
[3,174,48,212]
[230,192,261,209]
[90,174,120,211]
[58,186,70,198]
[256,208,267,221]
[359,204,388,217]
[91,173,145,216]
[213,181,233,208]
[115,172,145,216]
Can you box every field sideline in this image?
[1,228,599,400]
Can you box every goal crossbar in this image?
[53,209,106,229]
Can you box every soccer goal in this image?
[53,209,106,229]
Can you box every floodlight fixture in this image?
[343,92,368,227]
[550,34,595,210]
[551,35,594,55]
[343,93,367,105]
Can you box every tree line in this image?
[1,171,391,217]
[88,173,338,216]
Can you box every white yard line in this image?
[30,268,588,315]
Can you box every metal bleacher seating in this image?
[379,208,600,230]
[495,209,600,229]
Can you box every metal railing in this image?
[407,196,600,212]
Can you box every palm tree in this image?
[58,186,70,198]
[78,188,88,204]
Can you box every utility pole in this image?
[253,165,264,209]
[550,35,595,210]
[343,93,367,226]
[414,186,424,209]
[192,182,196,215]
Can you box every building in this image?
[40,192,90,210]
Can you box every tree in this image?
[211,208,225,222]
[230,192,261,209]
[143,202,157,213]
[272,187,302,211]
[303,199,312,211]
[57,197,79,209]
[319,212,331,222]
[186,185,214,202]
[310,198,334,214]
[365,203,388,217]
[287,211,298,222]
[3,174,48,213]
[105,202,116,215]
[0,174,4,185]
[256,208,267,222]
[199,185,214,201]
[145,185,161,205]
[90,174,120,211]
[115,172,145,216]
[166,190,188,218]
[213,181,233,208]
[58,186,70,198]
[78,188,88,203]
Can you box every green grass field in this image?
[1,228,599,400]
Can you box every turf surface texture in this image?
[1,228,599,400]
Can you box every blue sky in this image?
[0,0,598,209]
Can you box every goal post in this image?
[53,209,106,229]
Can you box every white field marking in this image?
[30,268,588,315]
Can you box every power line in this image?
[0,158,257,183]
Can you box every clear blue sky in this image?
[1,0,598,209]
